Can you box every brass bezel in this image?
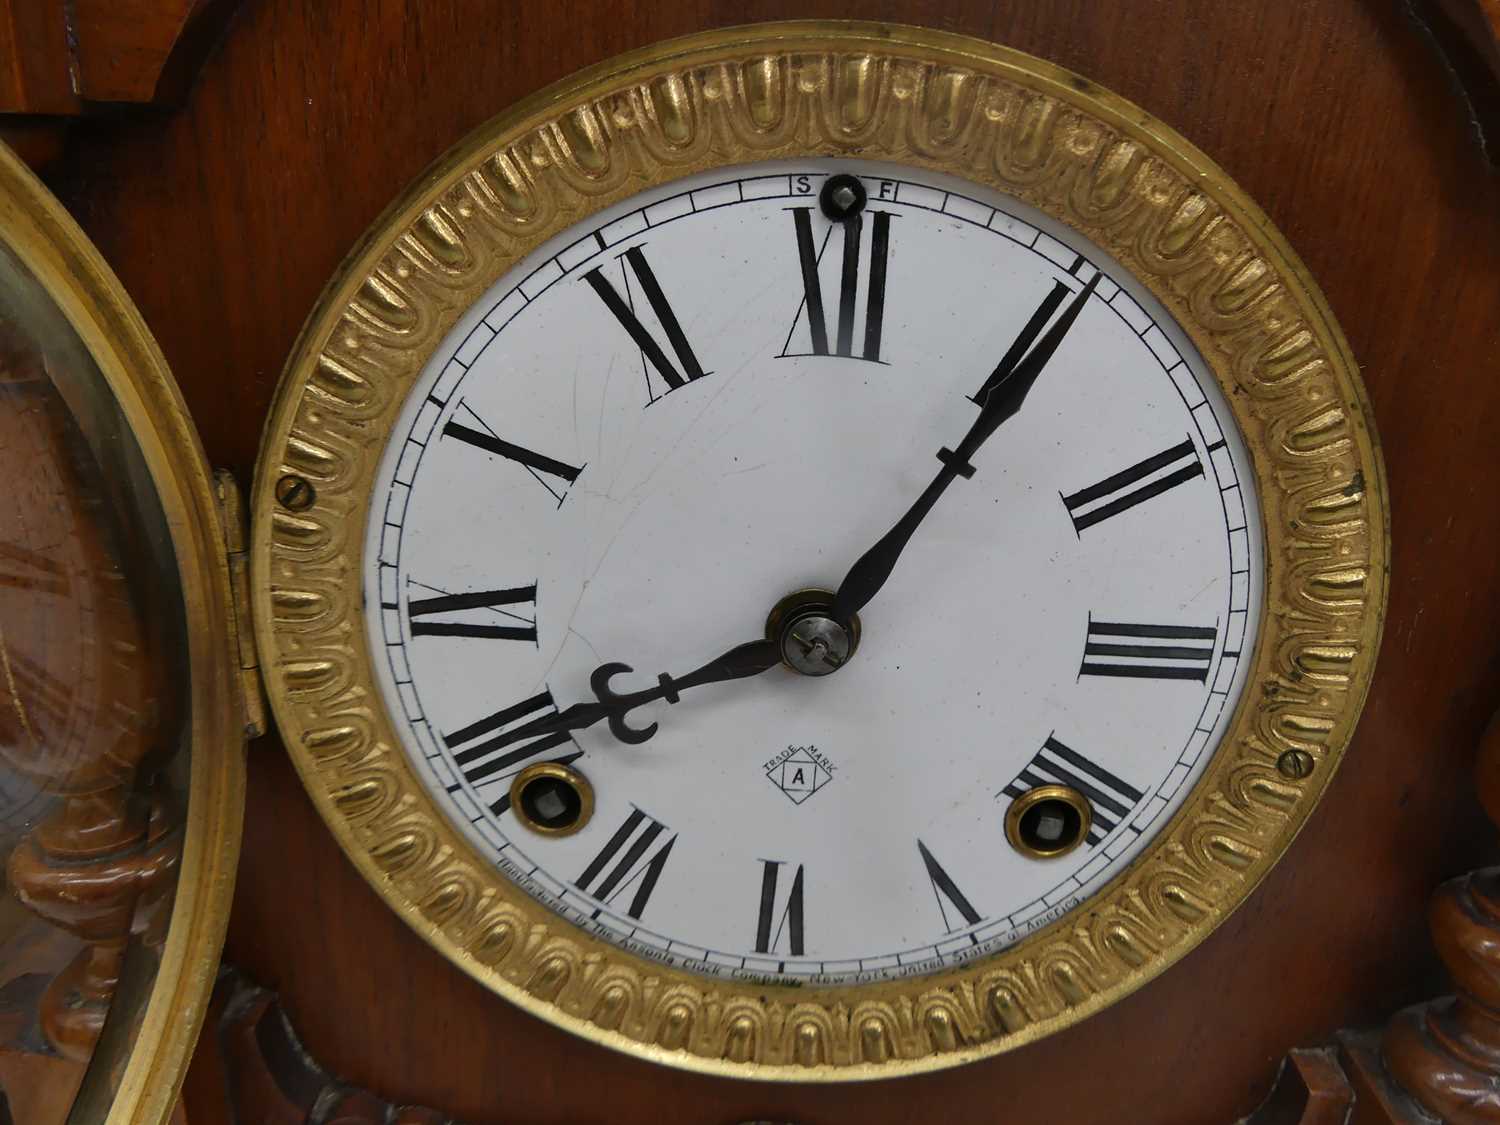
[0,143,246,1121]
[509,761,595,837]
[252,21,1389,1079]
[1005,784,1092,859]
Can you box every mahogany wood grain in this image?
[0,121,67,172]
[37,1,1500,1122]
[0,3,75,115]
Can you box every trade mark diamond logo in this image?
[765,746,834,806]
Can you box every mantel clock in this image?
[0,19,1388,1105]
[251,21,1387,1079]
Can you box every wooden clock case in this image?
[4,1,1500,1122]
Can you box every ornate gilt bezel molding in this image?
[251,21,1388,1080]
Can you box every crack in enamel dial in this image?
[255,24,1386,1076]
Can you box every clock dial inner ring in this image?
[363,158,1264,985]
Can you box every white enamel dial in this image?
[363,159,1263,985]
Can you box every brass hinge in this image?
[214,470,267,739]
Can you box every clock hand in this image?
[832,273,1099,625]
[511,638,783,748]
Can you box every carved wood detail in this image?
[7,794,179,1060]
[190,968,799,1124]
[1380,712,1500,1122]
[1246,713,1500,1125]
[0,0,245,169]
[1240,1033,1452,1124]
[0,1,242,116]
[1241,1048,1355,1125]
[209,970,457,1125]
[1340,1034,1442,1125]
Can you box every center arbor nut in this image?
[766,589,860,677]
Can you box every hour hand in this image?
[588,663,660,744]
[541,639,783,746]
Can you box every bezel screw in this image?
[1277,749,1315,780]
[275,474,316,511]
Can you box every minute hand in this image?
[831,273,1099,625]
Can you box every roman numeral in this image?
[443,410,582,505]
[782,207,892,362]
[1080,618,1218,681]
[0,541,67,596]
[1061,437,1204,532]
[584,247,707,400]
[575,808,676,920]
[1003,735,1146,846]
[407,583,537,643]
[754,860,805,956]
[917,840,981,932]
[443,690,578,814]
[970,280,1071,406]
